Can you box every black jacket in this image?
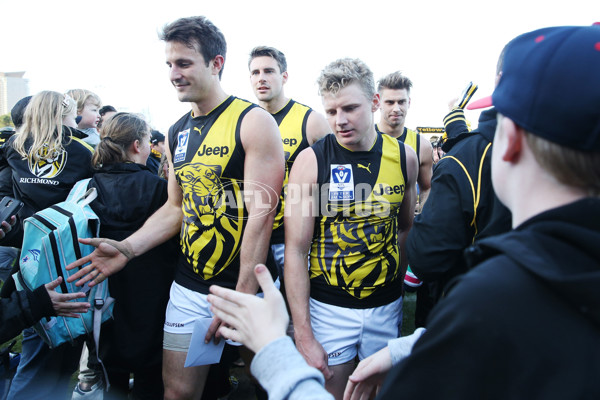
[88,163,177,370]
[380,199,600,399]
[0,127,94,323]
[0,126,94,247]
[406,109,511,286]
[145,150,161,175]
[0,284,54,343]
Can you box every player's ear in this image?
[282,71,288,85]
[372,93,380,112]
[212,55,225,75]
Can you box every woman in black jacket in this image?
[87,113,176,400]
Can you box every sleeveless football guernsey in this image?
[168,96,256,293]
[376,125,421,164]
[309,133,407,308]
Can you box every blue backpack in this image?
[15,179,114,350]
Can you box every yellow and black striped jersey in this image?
[168,96,256,293]
[309,133,407,308]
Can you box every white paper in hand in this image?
[184,317,225,367]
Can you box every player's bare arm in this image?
[236,107,285,294]
[284,148,333,380]
[306,110,331,145]
[397,144,419,278]
[417,134,433,209]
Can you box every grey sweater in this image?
[251,336,333,400]
[250,329,427,399]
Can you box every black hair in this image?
[160,16,227,79]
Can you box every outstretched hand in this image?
[343,346,392,400]
[207,264,289,354]
[0,215,17,240]
[448,96,459,111]
[65,238,134,287]
[45,277,90,317]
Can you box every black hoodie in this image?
[379,198,600,399]
[407,108,511,289]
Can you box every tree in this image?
[0,114,13,128]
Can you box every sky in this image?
[2,0,598,135]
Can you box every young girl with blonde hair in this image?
[1,90,94,400]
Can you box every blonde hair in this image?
[13,91,76,163]
[525,131,600,197]
[65,89,102,112]
[92,113,150,168]
[317,58,375,100]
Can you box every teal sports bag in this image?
[15,179,114,349]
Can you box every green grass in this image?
[402,292,417,336]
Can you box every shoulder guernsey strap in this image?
[441,142,492,240]
[399,139,407,186]
[415,131,421,165]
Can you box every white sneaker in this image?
[72,380,104,400]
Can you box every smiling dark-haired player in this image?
[67,16,284,400]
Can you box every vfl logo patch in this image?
[328,351,342,359]
[28,146,67,178]
[21,249,40,264]
[329,164,354,201]
[174,129,190,163]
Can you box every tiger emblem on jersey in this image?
[177,162,245,279]
[28,146,67,178]
[311,203,400,299]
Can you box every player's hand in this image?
[45,277,90,317]
[65,238,132,287]
[344,346,392,400]
[204,315,224,344]
[447,97,459,111]
[0,215,16,240]
[207,264,289,353]
[295,333,333,381]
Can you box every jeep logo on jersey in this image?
[373,183,405,196]
[197,144,230,157]
[282,138,297,146]
[27,147,67,178]
[329,164,354,201]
